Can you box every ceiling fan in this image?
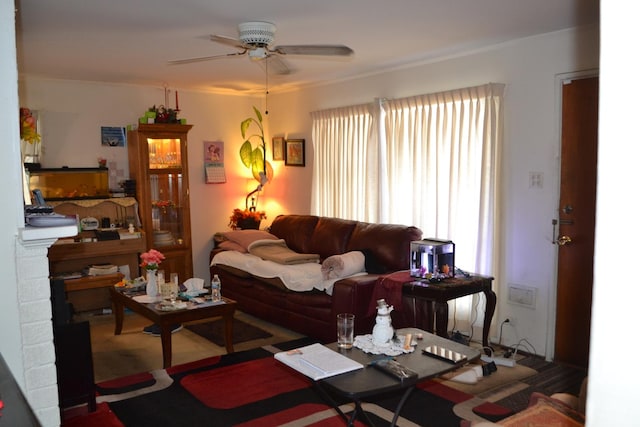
[168,21,354,75]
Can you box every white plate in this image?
[133,295,162,303]
[27,215,77,227]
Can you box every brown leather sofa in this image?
[209,214,422,343]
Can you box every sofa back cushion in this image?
[346,222,423,272]
[269,215,319,254]
[308,217,357,260]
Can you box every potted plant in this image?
[228,208,267,230]
[229,107,274,229]
[239,106,273,186]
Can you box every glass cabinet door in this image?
[147,137,186,248]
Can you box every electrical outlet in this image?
[506,317,516,327]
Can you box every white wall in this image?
[268,25,599,358]
[587,2,640,424]
[0,0,30,383]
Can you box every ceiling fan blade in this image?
[255,55,292,75]
[168,51,246,65]
[211,34,246,49]
[273,45,354,56]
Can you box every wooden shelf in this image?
[48,234,145,262]
[48,233,146,312]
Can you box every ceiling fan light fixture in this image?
[248,47,268,60]
[238,21,276,46]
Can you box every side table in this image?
[372,271,496,349]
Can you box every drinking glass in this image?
[169,273,179,303]
[337,313,355,349]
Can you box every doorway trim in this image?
[545,68,599,361]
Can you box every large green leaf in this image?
[240,118,253,139]
[252,106,263,124]
[239,140,254,168]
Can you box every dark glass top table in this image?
[315,327,481,426]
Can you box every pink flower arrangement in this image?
[140,249,165,271]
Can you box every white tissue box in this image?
[410,239,455,279]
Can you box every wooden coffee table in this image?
[109,287,237,368]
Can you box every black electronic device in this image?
[422,345,467,364]
[32,188,47,206]
[25,188,54,214]
[372,359,418,382]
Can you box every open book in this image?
[274,343,364,380]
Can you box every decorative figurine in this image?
[372,299,395,346]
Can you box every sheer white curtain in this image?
[311,83,504,334]
[381,84,504,332]
[310,103,378,221]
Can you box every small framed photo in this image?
[272,136,285,161]
[285,139,305,167]
[101,126,126,147]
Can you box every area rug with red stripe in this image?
[62,338,514,427]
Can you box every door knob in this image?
[556,235,572,246]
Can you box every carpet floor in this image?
[62,338,543,427]
[185,318,273,346]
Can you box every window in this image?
[311,83,504,331]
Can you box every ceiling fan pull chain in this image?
[265,58,269,115]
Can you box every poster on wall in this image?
[101,127,126,147]
[204,140,226,184]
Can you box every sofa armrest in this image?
[331,274,381,335]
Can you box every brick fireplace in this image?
[17,224,77,427]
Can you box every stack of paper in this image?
[86,264,118,276]
[274,343,363,380]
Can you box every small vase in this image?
[146,270,158,298]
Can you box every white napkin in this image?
[183,278,205,294]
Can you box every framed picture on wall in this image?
[285,139,305,166]
[272,136,285,161]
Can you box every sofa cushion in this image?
[347,222,423,272]
[218,240,248,253]
[269,215,319,254]
[222,229,279,251]
[308,217,357,259]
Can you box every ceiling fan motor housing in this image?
[238,21,276,46]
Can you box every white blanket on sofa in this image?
[211,251,366,295]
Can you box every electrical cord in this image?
[498,319,509,346]
[512,338,537,357]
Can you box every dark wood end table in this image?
[373,271,496,349]
[109,287,237,368]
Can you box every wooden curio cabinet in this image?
[127,124,194,281]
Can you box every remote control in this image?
[373,359,418,382]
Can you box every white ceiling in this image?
[15,0,599,95]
